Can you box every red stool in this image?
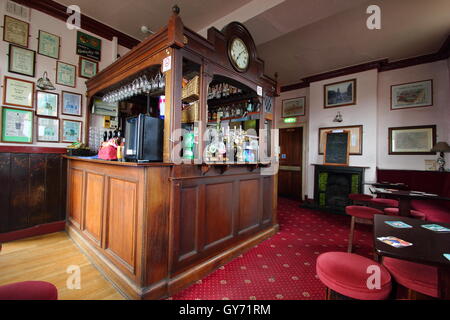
[316,252,392,300]
[349,194,373,205]
[383,257,438,299]
[370,198,399,208]
[0,281,58,300]
[345,206,383,253]
[384,207,426,220]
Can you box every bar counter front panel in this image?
[66,157,278,299]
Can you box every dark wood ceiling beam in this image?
[281,35,450,93]
[12,0,141,49]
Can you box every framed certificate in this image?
[61,119,82,143]
[37,116,59,142]
[3,76,34,108]
[79,57,98,79]
[38,30,60,59]
[8,44,36,77]
[62,91,82,117]
[3,15,29,47]
[56,61,77,88]
[1,107,33,144]
[36,91,59,117]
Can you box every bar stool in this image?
[316,252,392,300]
[345,205,383,253]
[348,194,373,205]
[384,208,426,220]
[382,257,438,299]
[369,198,399,209]
[0,281,58,300]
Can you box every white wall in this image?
[307,69,378,198]
[0,0,129,148]
[377,61,450,170]
[275,59,450,200]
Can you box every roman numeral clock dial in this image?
[229,37,250,72]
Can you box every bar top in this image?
[63,155,173,167]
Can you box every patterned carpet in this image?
[171,197,373,300]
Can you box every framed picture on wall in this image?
[3,15,30,48]
[38,30,60,59]
[388,125,436,155]
[282,96,305,117]
[324,79,356,108]
[62,91,82,117]
[8,44,36,77]
[61,119,82,143]
[1,107,33,143]
[37,116,59,142]
[78,57,99,79]
[3,76,35,108]
[319,125,363,155]
[56,61,77,88]
[36,91,59,117]
[391,80,433,110]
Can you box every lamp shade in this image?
[431,142,450,153]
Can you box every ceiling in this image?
[55,0,450,86]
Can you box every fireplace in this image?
[313,165,367,213]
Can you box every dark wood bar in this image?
[65,7,279,299]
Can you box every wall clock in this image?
[228,37,250,72]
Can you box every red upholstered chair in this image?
[369,198,399,209]
[316,252,392,300]
[348,194,373,205]
[384,207,426,220]
[0,281,58,300]
[382,257,438,299]
[345,206,383,253]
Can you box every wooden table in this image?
[371,187,450,217]
[374,214,450,299]
[365,182,409,190]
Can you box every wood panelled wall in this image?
[0,153,67,234]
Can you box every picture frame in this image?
[3,76,34,108]
[36,116,59,142]
[319,125,363,155]
[36,90,59,117]
[61,119,82,143]
[1,106,33,144]
[8,44,36,77]
[3,15,29,48]
[61,91,82,117]
[76,31,102,61]
[388,125,436,155]
[391,79,433,110]
[56,61,77,88]
[78,57,98,79]
[38,30,60,59]
[282,96,306,117]
[324,79,356,108]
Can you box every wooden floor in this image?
[0,232,124,300]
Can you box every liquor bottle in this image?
[247,99,253,112]
[103,131,108,142]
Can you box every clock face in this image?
[229,38,249,72]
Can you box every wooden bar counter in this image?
[65,7,279,299]
[66,156,277,299]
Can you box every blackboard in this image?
[324,131,350,166]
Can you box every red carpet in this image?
[171,198,373,300]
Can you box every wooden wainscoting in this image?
[0,152,67,238]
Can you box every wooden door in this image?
[278,127,303,200]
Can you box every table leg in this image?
[438,267,450,300]
[398,198,411,217]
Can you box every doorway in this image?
[278,127,303,200]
